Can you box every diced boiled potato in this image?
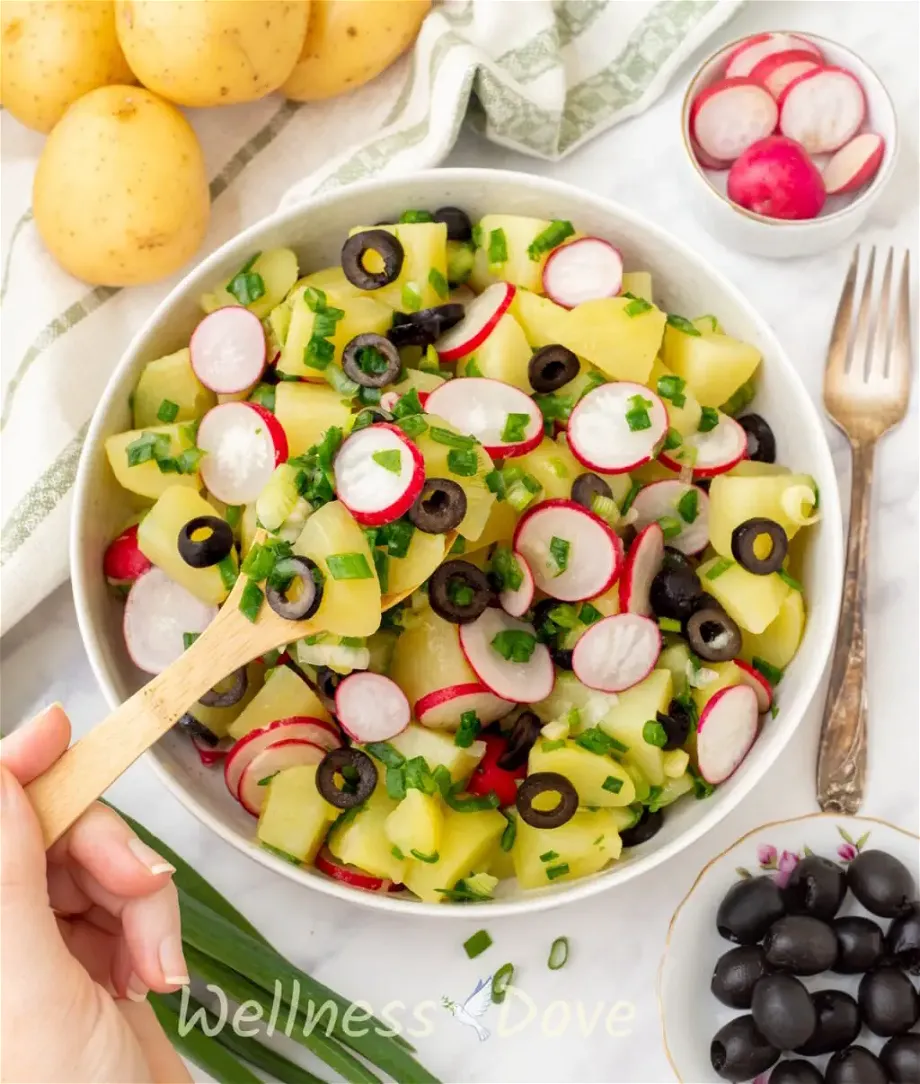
[741,588,805,670]
[387,723,485,783]
[527,741,634,807]
[403,807,506,902]
[201,248,300,320]
[469,214,556,294]
[564,297,666,383]
[597,669,672,786]
[658,642,692,696]
[517,437,581,501]
[458,313,532,391]
[621,271,653,304]
[385,789,444,857]
[294,501,381,638]
[132,347,216,429]
[366,628,399,675]
[590,581,621,618]
[228,664,331,741]
[241,503,259,557]
[347,222,448,312]
[662,748,689,778]
[622,760,650,802]
[390,368,445,397]
[646,357,703,436]
[383,528,449,601]
[488,842,516,881]
[267,303,291,352]
[256,464,301,532]
[662,325,761,408]
[328,788,406,883]
[693,315,723,335]
[389,607,478,714]
[631,459,679,486]
[274,382,352,458]
[510,288,572,348]
[729,460,791,478]
[258,765,338,863]
[293,266,364,303]
[513,809,622,889]
[698,557,790,634]
[185,661,265,739]
[708,473,818,557]
[656,771,694,807]
[415,415,495,541]
[278,289,393,380]
[691,660,747,714]
[465,497,519,554]
[105,423,200,500]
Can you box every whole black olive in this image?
[769,1060,824,1084]
[427,559,492,624]
[886,900,920,973]
[795,990,861,1055]
[880,1033,920,1083]
[496,711,541,771]
[731,517,789,575]
[433,206,473,242]
[858,965,920,1036]
[825,1046,889,1084]
[686,605,743,662]
[717,876,786,945]
[752,973,818,1050]
[407,477,467,534]
[619,808,663,848]
[764,915,838,974]
[570,472,612,512]
[711,945,772,1009]
[847,849,916,918]
[656,700,693,751]
[341,229,404,290]
[710,1015,779,1082]
[650,565,705,623]
[528,344,579,393]
[783,855,848,921]
[831,915,886,973]
[661,546,695,574]
[738,414,777,463]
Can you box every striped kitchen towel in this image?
[0,0,741,635]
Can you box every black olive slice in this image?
[341,333,402,388]
[497,711,541,771]
[528,344,579,393]
[549,644,574,671]
[657,700,693,750]
[686,606,742,662]
[571,472,612,511]
[738,413,777,463]
[732,517,789,575]
[199,666,248,708]
[428,559,491,624]
[516,772,578,829]
[341,229,404,290]
[662,546,695,574]
[176,712,220,746]
[620,808,664,847]
[266,556,323,622]
[408,478,467,534]
[313,666,342,714]
[650,565,705,622]
[433,206,473,242]
[178,516,234,569]
[387,303,465,349]
[315,748,378,809]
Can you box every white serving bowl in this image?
[71,169,844,917]
[681,32,899,258]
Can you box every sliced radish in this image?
[778,66,866,154]
[726,32,822,79]
[414,682,513,729]
[267,715,342,751]
[692,138,732,171]
[104,523,151,585]
[618,523,665,616]
[499,551,535,618]
[191,734,231,767]
[514,498,623,602]
[335,673,410,743]
[749,49,820,99]
[423,378,542,459]
[197,401,286,505]
[734,659,774,714]
[224,716,341,800]
[567,381,668,474]
[659,413,746,478]
[434,282,515,362]
[823,132,884,194]
[459,609,554,704]
[124,567,216,674]
[238,739,325,816]
[696,684,759,784]
[631,480,710,555]
[542,237,623,309]
[315,847,402,893]
[691,78,779,163]
[379,391,400,413]
[333,422,424,527]
[190,307,267,394]
[572,613,661,693]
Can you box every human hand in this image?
[1,705,192,1083]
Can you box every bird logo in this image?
[441,977,493,1041]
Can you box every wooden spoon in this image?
[26,529,454,848]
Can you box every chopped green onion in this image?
[464,930,493,959]
[541,739,566,752]
[125,431,171,467]
[625,393,653,432]
[545,864,569,881]
[157,399,179,423]
[391,845,406,860]
[705,556,734,580]
[364,741,406,768]
[410,849,439,864]
[216,556,238,591]
[658,617,682,633]
[501,412,530,444]
[399,209,433,223]
[624,295,652,317]
[454,710,481,748]
[401,283,423,312]
[590,492,619,525]
[667,313,701,336]
[326,552,373,580]
[656,374,687,408]
[449,536,466,554]
[396,414,428,438]
[304,335,335,371]
[404,756,437,795]
[354,344,390,375]
[689,767,714,799]
[371,548,389,593]
[549,536,570,576]
[539,850,559,862]
[324,364,359,398]
[447,448,478,477]
[698,406,720,433]
[428,267,449,299]
[249,384,276,413]
[491,963,514,1003]
[548,936,569,969]
[602,775,624,794]
[386,766,407,800]
[574,727,623,756]
[226,253,265,305]
[662,427,683,451]
[463,355,483,378]
[658,515,683,540]
[527,220,574,260]
[487,228,508,266]
[175,447,205,474]
[381,519,414,559]
[500,813,516,852]
[579,602,602,625]
[489,545,523,592]
[182,632,200,650]
[392,388,423,418]
[646,785,665,812]
[238,579,264,623]
[642,720,668,747]
[677,488,699,523]
[770,704,780,720]
[491,630,537,663]
[429,426,475,450]
[620,480,641,514]
[777,569,803,592]
[448,579,475,608]
[372,449,402,474]
[752,657,784,686]
[257,772,279,787]
[242,543,274,581]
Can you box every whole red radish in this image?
[727,135,825,220]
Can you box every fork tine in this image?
[850,246,876,379]
[825,247,860,385]
[889,250,913,394]
[867,248,893,380]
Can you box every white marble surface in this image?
[2,3,918,1082]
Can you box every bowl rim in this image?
[680,30,899,227]
[71,167,844,917]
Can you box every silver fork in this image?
[817,246,913,814]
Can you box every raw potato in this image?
[281,0,429,102]
[33,86,209,285]
[1,1,134,132]
[115,0,309,107]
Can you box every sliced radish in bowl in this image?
[224,716,341,800]
[692,138,732,171]
[414,682,513,729]
[631,480,710,555]
[749,49,820,99]
[198,401,286,505]
[658,413,746,478]
[104,523,151,585]
[238,739,325,816]
[499,552,535,617]
[335,673,410,743]
[618,523,665,616]
[572,613,661,693]
[459,609,554,704]
[315,848,402,893]
[726,32,822,79]
[542,237,623,309]
[124,567,217,674]
[190,307,267,394]
[690,78,778,163]
[333,422,424,527]
[696,684,759,784]
[823,132,884,194]
[424,378,542,459]
[434,281,515,362]
[734,659,774,714]
[567,381,668,474]
[778,66,866,154]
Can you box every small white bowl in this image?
[681,32,899,258]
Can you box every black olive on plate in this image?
[176,712,220,746]
[752,973,818,1050]
[528,344,580,393]
[717,876,786,945]
[886,901,920,973]
[847,849,916,918]
[769,1060,825,1084]
[620,808,664,848]
[266,555,324,622]
[795,990,861,1055]
[408,478,467,534]
[656,701,693,751]
[858,965,920,1036]
[433,206,473,242]
[316,748,378,809]
[341,229,404,290]
[825,1046,889,1084]
[341,333,402,388]
[881,1033,920,1083]
[516,772,578,830]
[428,559,492,624]
[783,854,847,921]
[731,518,789,575]
[497,711,542,771]
[549,644,574,671]
[387,303,465,348]
[832,915,886,973]
[711,945,772,1009]
[764,915,838,974]
[710,1015,779,1082]
[661,546,695,574]
[650,565,705,623]
[571,471,612,511]
[313,666,342,714]
[686,606,743,662]
[178,515,234,569]
[199,666,249,708]
[738,413,777,463]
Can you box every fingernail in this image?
[126,972,149,1003]
[128,837,176,877]
[159,934,189,986]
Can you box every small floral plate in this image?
[658,813,919,1083]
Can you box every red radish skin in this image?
[246,402,288,464]
[748,50,820,98]
[778,66,867,154]
[197,401,285,505]
[696,684,759,784]
[267,715,341,748]
[726,32,822,79]
[542,237,623,309]
[734,659,774,713]
[459,608,554,704]
[567,381,668,474]
[659,413,747,478]
[315,847,402,893]
[691,78,779,163]
[104,523,151,584]
[692,138,732,171]
[334,673,410,743]
[499,552,535,618]
[124,568,217,675]
[631,480,711,555]
[466,733,525,807]
[224,717,341,799]
[726,135,826,220]
[191,735,230,767]
[414,683,513,729]
[424,378,543,459]
[332,422,425,527]
[238,739,325,816]
[435,282,515,362]
[823,132,884,194]
[572,613,661,693]
[618,523,665,616]
[190,307,267,394]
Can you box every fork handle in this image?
[816,440,875,813]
